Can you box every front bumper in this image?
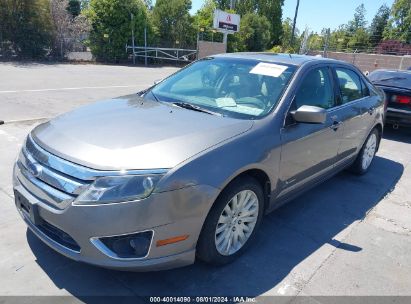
[13,164,219,271]
[386,107,411,127]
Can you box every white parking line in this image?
[0,85,144,94]
[0,130,19,142]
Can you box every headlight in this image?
[73,174,163,205]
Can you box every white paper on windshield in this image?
[216,97,237,107]
[250,62,287,77]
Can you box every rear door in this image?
[332,66,378,164]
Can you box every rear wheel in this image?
[196,176,264,265]
[350,128,379,175]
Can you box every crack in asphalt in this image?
[287,158,411,297]
[293,221,359,297]
[371,213,411,235]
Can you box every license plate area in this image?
[14,190,43,225]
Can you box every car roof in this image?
[212,52,339,66]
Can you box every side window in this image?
[335,68,363,103]
[295,67,335,110]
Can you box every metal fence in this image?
[126,45,198,63]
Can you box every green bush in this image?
[0,0,53,58]
[233,13,271,52]
[85,0,150,62]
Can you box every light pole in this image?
[130,13,135,65]
[291,0,300,48]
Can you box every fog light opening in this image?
[96,230,153,259]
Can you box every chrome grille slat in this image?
[16,163,73,209]
[17,135,93,209]
[25,135,97,182]
[19,148,87,195]
[18,134,168,209]
[27,135,168,180]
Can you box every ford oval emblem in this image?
[27,162,42,178]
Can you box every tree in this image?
[256,0,284,45]
[67,0,81,18]
[142,0,153,9]
[328,25,350,52]
[369,4,390,46]
[236,0,257,15]
[215,0,231,10]
[193,0,224,42]
[50,0,72,57]
[215,0,283,47]
[383,0,411,43]
[194,0,216,30]
[375,39,411,55]
[345,4,369,51]
[279,17,300,52]
[348,27,370,51]
[229,13,270,52]
[80,0,90,10]
[348,3,367,33]
[234,13,270,51]
[307,32,324,51]
[86,0,150,62]
[50,0,90,58]
[0,0,53,58]
[152,0,196,48]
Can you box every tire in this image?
[350,128,380,175]
[196,176,264,265]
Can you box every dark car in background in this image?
[368,69,411,129]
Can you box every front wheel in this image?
[350,128,380,175]
[196,176,264,265]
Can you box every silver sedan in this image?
[13,53,385,270]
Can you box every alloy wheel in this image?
[214,190,259,256]
[362,133,377,170]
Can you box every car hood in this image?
[32,95,253,170]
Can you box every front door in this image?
[278,65,343,198]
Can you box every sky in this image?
[188,0,395,33]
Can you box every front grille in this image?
[16,135,91,209]
[37,220,81,252]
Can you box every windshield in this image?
[149,57,296,119]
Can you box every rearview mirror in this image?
[292,105,327,124]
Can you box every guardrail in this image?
[126,45,198,63]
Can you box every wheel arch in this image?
[373,123,383,151]
[217,168,272,213]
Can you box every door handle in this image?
[330,121,343,131]
[368,107,375,115]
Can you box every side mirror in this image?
[292,105,327,124]
[154,79,163,85]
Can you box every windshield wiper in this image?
[375,76,407,82]
[172,102,222,116]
